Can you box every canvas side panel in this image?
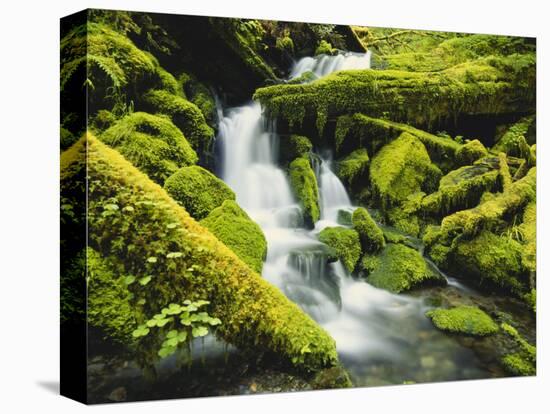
[60,9,89,405]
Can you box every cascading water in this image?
[216,52,487,384]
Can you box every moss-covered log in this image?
[288,157,321,227]
[61,135,339,372]
[254,54,535,134]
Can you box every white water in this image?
[216,52,484,380]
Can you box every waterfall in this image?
[290,51,372,79]
[215,52,484,380]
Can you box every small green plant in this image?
[132,300,221,359]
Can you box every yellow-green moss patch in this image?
[318,227,361,273]
[425,306,499,336]
[201,200,267,274]
[352,207,385,253]
[289,157,321,228]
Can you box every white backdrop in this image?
[0,0,546,412]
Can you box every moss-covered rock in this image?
[318,227,361,273]
[201,200,267,274]
[421,164,500,217]
[60,127,77,151]
[370,133,441,210]
[310,365,353,390]
[289,157,321,228]
[142,89,214,152]
[456,139,488,165]
[279,135,313,165]
[352,207,385,253]
[337,149,369,188]
[425,306,499,336]
[164,166,235,220]
[61,135,339,372]
[452,230,527,293]
[100,112,197,184]
[519,202,536,274]
[178,72,217,128]
[500,322,536,376]
[315,40,337,56]
[254,54,535,134]
[362,243,445,293]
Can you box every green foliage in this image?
[60,127,77,151]
[132,299,221,359]
[164,166,235,220]
[61,135,338,372]
[143,89,214,151]
[362,243,444,293]
[178,73,218,128]
[493,116,535,163]
[370,133,441,210]
[201,200,267,274]
[337,149,369,187]
[254,54,536,134]
[456,139,488,165]
[318,227,361,273]
[100,112,197,184]
[289,157,321,228]
[275,36,295,54]
[352,207,385,253]
[501,322,536,376]
[315,40,337,56]
[425,306,499,336]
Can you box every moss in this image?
[90,109,117,133]
[452,230,526,293]
[337,149,369,187]
[352,207,385,253]
[275,36,295,54]
[315,40,337,56]
[289,157,321,228]
[440,168,536,240]
[87,248,136,342]
[100,112,197,184]
[61,135,338,371]
[60,127,77,151]
[142,89,214,152]
[501,322,536,376]
[519,202,536,273]
[201,200,267,274]
[493,116,535,162]
[370,133,441,209]
[498,152,513,190]
[164,166,235,220]
[279,135,313,164]
[386,192,426,237]
[363,243,444,293]
[421,165,500,217]
[178,73,217,128]
[524,289,536,313]
[318,227,361,273]
[425,306,499,336]
[156,66,179,96]
[310,365,353,389]
[334,114,459,166]
[456,139,488,165]
[254,54,535,134]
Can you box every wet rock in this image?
[311,366,353,390]
[107,386,127,402]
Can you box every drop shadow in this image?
[36,380,60,395]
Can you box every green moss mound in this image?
[315,40,337,56]
[456,139,488,165]
[178,73,217,128]
[452,230,526,293]
[142,89,214,152]
[279,135,313,164]
[370,133,441,209]
[100,112,198,184]
[201,200,267,274]
[61,135,338,372]
[60,127,77,151]
[254,54,535,134]
[164,166,235,220]
[352,207,385,253]
[519,202,536,273]
[363,243,444,293]
[493,116,535,161]
[425,306,499,336]
[289,157,321,228]
[337,149,370,187]
[318,227,361,273]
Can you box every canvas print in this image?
[60,9,536,404]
